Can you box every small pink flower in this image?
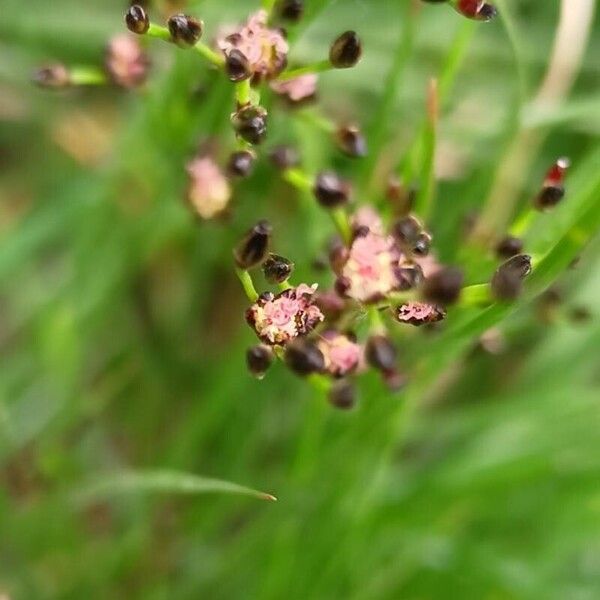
[105,35,149,88]
[246,284,324,345]
[351,206,385,235]
[338,231,405,303]
[218,10,288,82]
[270,74,317,103]
[186,157,231,219]
[316,331,362,377]
[394,301,446,326]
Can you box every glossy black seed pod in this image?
[246,345,273,379]
[262,254,295,284]
[328,379,356,409]
[329,31,362,69]
[422,267,464,306]
[225,49,251,82]
[313,171,351,208]
[227,150,255,178]
[233,220,272,269]
[365,335,397,372]
[125,5,150,34]
[168,14,203,46]
[495,235,523,259]
[284,340,325,376]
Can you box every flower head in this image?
[105,35,149,88]
[246,284,324,345]
[394,301,446,326]
[270,74,318,103]
[186,156,231,219]
[316,331,362,377]
[218,11,288,82]
[338,230,410,303]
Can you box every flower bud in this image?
[262,253,294,284]
[269,145,299,170]
[33,64,70,88]
[329,31,362,69]
[313,171,351,208]
[387,177,416,216]
[328,379,356,410]
[232,105,268,145]
[225,49,251,82]
[284,340,325,376]
[168,14,203,46]
[246,345,273,379]
[534,185,565,211]
[392,215,422,247]
[495,235,523,259]
[454,0,497,21]
[365,334,397,372]
[227,150,255,178]
[491,254,531,301]
[335,125,367,158]
[125,5,150,34]
[422,266,464,306]
[233,220,272,269]
[278,0,304,22]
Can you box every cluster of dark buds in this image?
[34,2,578,410]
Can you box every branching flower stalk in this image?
[34,0,596,413]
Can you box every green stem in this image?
[235,79,252,106]
[194,42,225,67]
[146,23,224,67]
[460,283,492,306]
[330,207,352,246]
[277,60,332,81]
[235,268,259,303]
[297,110,336,134]
[69,66,107,86]
[282,168,313,191]
[368,306,386,334]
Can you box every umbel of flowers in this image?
[35,1,589,412]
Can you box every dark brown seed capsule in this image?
[233,220,272,269]
[225,49,251,82]
[569,306,592,324]
[495,235,523,259]
[284,340,325,376]
[395,263,424,290]
[263,253,295,284]
[329,31,362,69]
[491,254,532,301]
[335,125,367,158]
[278,0,304,21]
[412,231,432,257]
[232,105,268,145]
[227,150,255,177]
[246,345,273,379]
[313,171,351,208]
[534,185,565,211]
[392,215,423,247]
[387,176,416,216]
[268,145,299,170]
[33,64,71,88]
[125,5,150,34]
[328,379,356,409]
[365,334,397,372]
[422,267,464,306]
[168,14,203,46]
[477,3,498,20]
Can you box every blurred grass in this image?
[1,0,600,598]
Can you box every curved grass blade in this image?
[76,470,277,503]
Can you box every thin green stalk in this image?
[147,23,171,42]
[330,207,352,246]
[282,168,312,191]
[235,268,259,303]
[277,60,332,81]
[69,66,107,86]
[235,79,252,106]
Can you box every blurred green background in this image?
[1,0,600,598]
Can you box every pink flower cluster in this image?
[246,284,324,345]
[316,331,362,377]
[186,157,231,219]
[105,35,149,88]
[218,10,288,82]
